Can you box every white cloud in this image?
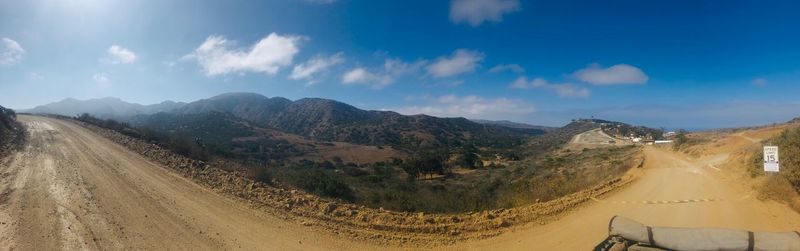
[384,58,427,76]
[29,72,44,80]
[426,49,484,78]
[106,45,137,64]
[341,58,427,89]
[0,37,25,66]
[342,67,379,84]
[92,72,109,83]
[342,68,369,83]
[290,52,344,84]
[511,76,590,98]
[752,78,768,87]
[186,33,303,76]
[489,63,524,74]
[450,0,521,26]
[573,64,648,85]
[340,49,482,88]
[392,94,535,120]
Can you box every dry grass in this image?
[757,175,800,212]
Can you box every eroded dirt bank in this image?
[0,116,381,250]
[47,115,643,246]
[445,146,800,250]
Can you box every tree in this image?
[673,130,688,151]
[401,150,451,180]
[461,144,480,168]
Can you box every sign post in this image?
[763,146,780,173]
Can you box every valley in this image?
[0,114,798,250]
[4,2,800,250]
[30,93,627,213]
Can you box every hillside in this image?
[128,111,405,164]
[589,119,664,140]
[172,92,545,149]
[748,124,800,211]
[527,119,604,150]
[22,94,652,213]
[173,92,292,125]
[25,93,544,150]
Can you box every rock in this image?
[495,219,510,228]
[322,203,338,214]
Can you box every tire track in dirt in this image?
[443,147,800,250]
[6,115,795,250]
[0,115,380,250]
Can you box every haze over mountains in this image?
[25,93,542,129]
[23,92,547,148]
[22,97,186,119]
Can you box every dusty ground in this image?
[440,147,800,250]
[1,115,798,250]
[569,128,632,149]
[440,126,800,250]
[0,116,379,250]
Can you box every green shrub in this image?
[292,170,355,202]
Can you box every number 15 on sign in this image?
[763,146,779,172]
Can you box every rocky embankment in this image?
[0,107,25,159]
[75,119,643,246]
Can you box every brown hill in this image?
[173,92,545,148]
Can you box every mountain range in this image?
[23,92,547,148]
[22,97,186,119]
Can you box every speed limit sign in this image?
[763,146,779,172]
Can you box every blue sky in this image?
[1,0,800,128]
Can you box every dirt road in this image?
[570,128,631,148]
[1,115,798,250]
[0,115,378,250]
[445,147,800,250]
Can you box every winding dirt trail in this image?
[443,147,800,250]
[1,115,798,250]
[0,115,378,250]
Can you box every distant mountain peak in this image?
[208,92,267,100]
